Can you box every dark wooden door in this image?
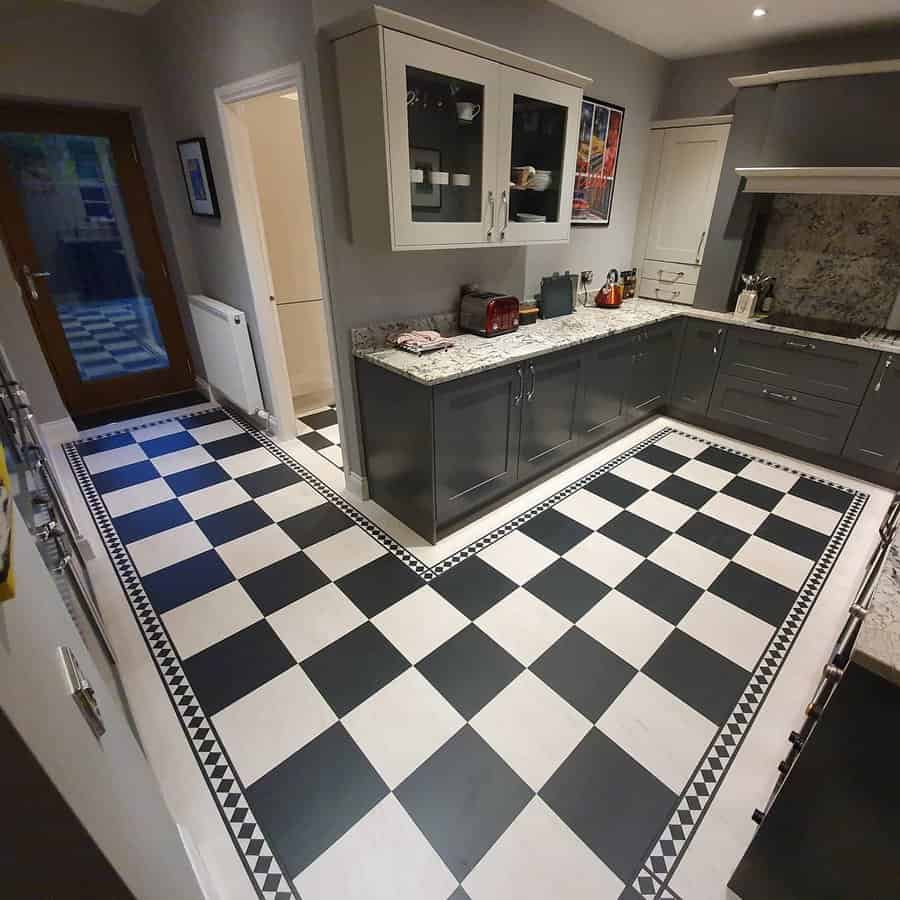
[629,320,679,418]
[519,349,583,479]
[434,363,522,528]
[843,354,900,472]
[671,319,725,414]
[0,102,193,418]
[579,331,634,446]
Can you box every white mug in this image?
[456,102,481,122]
[430,170,450,185]
[409,168,424,183]
[451,173,471,186]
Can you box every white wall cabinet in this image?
[332,9,588,251]
[633,119,730,304]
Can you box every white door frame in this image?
[215,64,346,477]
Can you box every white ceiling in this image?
[62,0,160,14]
[549,0,900,59]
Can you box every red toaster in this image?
[459,289,520,337]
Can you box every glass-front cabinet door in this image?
[495,68,581,245]
[383,29,500,248]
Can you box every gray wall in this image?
[147,0,666,476]
[657,24,900,119]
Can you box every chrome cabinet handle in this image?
[763,387,798,402]
[875,357,893,392]
[487,191,495,240]
[785,339,816,352]
[527,362,536,401]
[513,365,523,405]
[654,287,681,299]
[22,264,51,301]
[695,230,706,263]
[500,190,509,240]
[713,327,724,354]
[657,269,685,282]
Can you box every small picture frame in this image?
[177,137,220,218]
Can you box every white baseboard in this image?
[346,470,369,500]
[39,416,77,445]
[177,824,219,900]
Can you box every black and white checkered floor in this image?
[296,406,342,469]
[64,408,866,900]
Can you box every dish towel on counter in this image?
[388,330,455,355]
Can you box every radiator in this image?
[188,294,263,416]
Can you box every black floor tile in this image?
[585,472,647,508]
[237,464,303,498]
[395,725,531,881]
[92,460,159,494]
[336,553,425,617]
[600,510,670,557]
[524,559,610,622]
[279,503,353,548]
[532,628,636,721]
[618,886,645,900]
[140,430,197,458]
[165,462,230,496]
[448,888,472,900]
[301,623,409,717]
[114,498,191,544]
[722,476,782,511]
[644,630,749,725]
[300,409,338,430]
[300,432,332,452]
[756,514,830,559]
[246,722,388,880]
[430,557,517,620]
[182,620,294,716]
[618,560,703,625]
[142,549,234,614]
[790,476,853,513]
[519,508,592,555]
[203,432,262,460]
[709,562,796,628]
[654,474,715,510]
[695,445,750,474]
[678,511,750,558]
[417,625,522,719]
[196,501,272,546]
[634,443,688,473]
[77,431,135,456]
[540,729,677,883]
[241,552,330,616]
[181,408,230,428]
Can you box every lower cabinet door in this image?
[519,350,584,479]
[671,319,725,414]
[629,320,680,417]
[579,332,635,444]
[843,353,900,471]
[434,364,522,527]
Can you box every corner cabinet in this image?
[331,10,587,250]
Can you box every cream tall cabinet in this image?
[633,118,731,305]
[330,8,589,251]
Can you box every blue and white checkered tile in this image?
[65,408,867,900]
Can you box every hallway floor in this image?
[58,408,890,900]
[296,405,342,469]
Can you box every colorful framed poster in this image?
[571,97,625,226]
[177,137,220,218]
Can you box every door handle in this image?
[527,362,536,401]
[762,387,798,403]
[513,364,523,405]
[22,264,51,301]
[486,191,496,240]
[695,230,706,263]
[784,339,816,352]
[499,190,509,241]
[875,357,893,392]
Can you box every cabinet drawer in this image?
[709,374,857,455]
[720,327,877,404]
[643,259,702,285]
[639,277,696,306]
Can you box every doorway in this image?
[0,102,194,422]
[216,69,343,471]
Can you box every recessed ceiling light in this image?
[752,7,768,17]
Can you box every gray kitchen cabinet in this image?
[579,332,635,445]
[518,349,583,480]
[671,320,726,415]
[843,354,900,472]
[628,320,680,418]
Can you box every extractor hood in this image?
[735,167,900,196]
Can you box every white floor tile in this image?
[772,493,842,535]
[294,794,457,900]
[739,460,799,493]
[152,444,215,476]
[597,673,718,794]
[554,489,621,530]
[678,458,735,492]
[628,490,696,532]
[213,667,336,786]
[162,582,262,659]
[189,419,244,444]
[295,420,313,436]
[734,535,812,591]
[127,521,211,576]
[268,583,366,662]
[577,589,673,670]
[471,671,591,791]
[131,420,185,443]
[318,424,341,444]
[478,531,558,585]
[611,457,669,489]
[103,478,175,518]
[464,796,622,900]
[179,480,252,520]
[217,524,298,579]
[319,444,344,468]
[679,592,775,672]
[700,492,769,534]
[254,482,327,522]
[372,585,468,663]
[304,527,387,581]
[564,532,643,587]
[650,534,728,590]
[83,442,147,474]
[656,431,705,458]
[218,447,278,478]
[343,669,464,790]
[475,588,570,666]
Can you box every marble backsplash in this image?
[749,194,900,327]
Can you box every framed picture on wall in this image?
[177,137,220,218]
[571,98,625,226]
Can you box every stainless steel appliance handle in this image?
[695,230,706,263]
[785,339,816,352]
[500,190,509,240]
[713,326,724,354]
[527,362,536,401]
[513,365,523,405]
[486,191,495,240]
[762,387,798,402]
[22,264,51,301]
[875,357,892,392]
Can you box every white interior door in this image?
[644,124,730,265]
[383,29,500,248]
[495,67,581,245]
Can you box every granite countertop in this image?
[354,299,900,386]
[855,534,900,687]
